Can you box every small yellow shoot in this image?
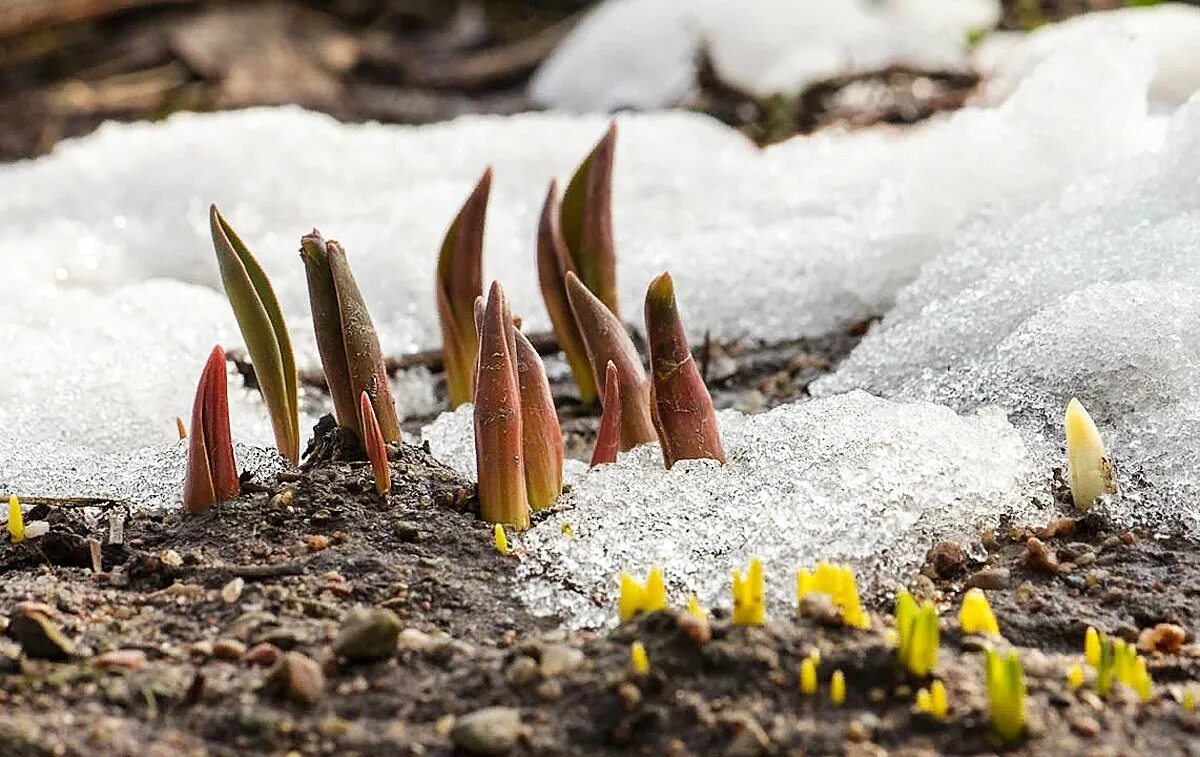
[1091,631,1153,699]
[895,591,939,677]
[686,594,707,621]
[796,562,870,629]
[916,680,949,720]
[958,588,1001,636]
[618,566,668,622]
[1183,686,1196,712]
[732,557,766,627]
[630,641,650,674]
[1084,626,1100,668]
[1066,663,1084,691]
[493,524,510,556]
[8,495,24,543]
[799,657,817,696]
[830,669,846,705]
[985,650,1026,744]
[175,416,186,439]
[561,522,575,538]
[1065,397,1116,510]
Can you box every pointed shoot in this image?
[183,346,240,514]
[645,272,724,467]
[8,495,23,543]
[591,361,622,467]
[359,391,391,496]
[437,169,491,408]
[561,123,619,317]
[1065,397,1116,510]
[514,329,564,511]
[565,271,655,451]
[537,180,597,404]
[473,282,531,530]
[210,206,299,464]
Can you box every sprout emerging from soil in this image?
[537,180,598,405]
[731,557,766,627]
[1092,632,1153,700]
[1183,687,1196,712]
[618,566,667,622]
[561,122,619,318]
[644,272,725,468]
[493,524,510,556]
[1066,663,1085,691]
[358,391,390,497]
[514,329,564,511]
[830,669,846,706]
[1085,626,1101,668]
[437,169,491,408]
[796,562,870,630]
[915,680,948,720]
[301,231,402,444]
[7,495,23,543]
[565,271,655,451]
[175,417,186,439]
[686,594,707,621]
[1064,397,1116,510]
[591,361,622,467]
[799,656,818,696]
[473,282,531,530]
[895,591,939,677]
[183,346,240,514]
[209,205,300,464]
[630,641,649,674]
[957,588,1001,637]
[985,650,1027,744]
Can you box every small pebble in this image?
[1138,623,1187,654]
[505,656,539,687]
[213,639,247,661]
[535,679,563,702]
[159,550,183,568]
[332,608,402,663]
[397,628,431,651]
[1024,537,1059,574]
[617,681,642,711]
[927,541,966,578]
[451,707,523,756]
[966,567,1011,590]
[538,644,584,677]
[264,651,325,706]
[94,648,147,671]
[243,642,283,667]
[221,577,245,604]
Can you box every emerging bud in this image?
[799,655,818,695]
[209,206,300,464]
[437,169,491,408]
[565,272,655,451]
[183,346,240,514]
[796,562,870,630]
[957,588,1000,637]
[630,641,650,675]
[358,391,391,496]
[591,361,622,467]
[645,272,725,468]
[895,591,939,677]
[537,181,598,404]
[830,669,846,706]
[731,557,765,627]
[175,417,186,440]
[561,123,619,317]
[473,282,531,530]
[915,680,948,719]
[8,494,23,543]
[514,329,564,511]
[1085,626,1101,668]
[494,523,510,556]
[1066,663,1084,691]
[301,232,402,443]
[1064,397,1116,510]
[985,650,1026,743]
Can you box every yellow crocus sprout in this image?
[561,522,575,538]
[1183,686,1196,712]
[1066,663,1085,691]
[630,641,650,674]
[985,650,1027,744]
[7,495,23,543]
[915,680,949,720]
[686,594,707,621]
[732,557,766,627]
[799,657,818,696]
[1093,633,1153,699]
[493,524,510,556]
[1085,626,1101,668]
[896,591,939,677]
[1064,398,1116,510]
[829,669,846,705]
[796,562,870,629]
[958,588,1001,637]
[618,566,668,622]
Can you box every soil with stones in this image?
[3,326,1200,756]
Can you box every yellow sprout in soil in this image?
[731,557,765,627]
[985,650,1027,744]
[830,669,846,705]
[619,566,668,622]
[1085,626,1101,668]
[958,588,1001,637]
[796,562,871,629]
[630,641,650,674]
[1183,687,1196,712]
[493,524,510,556]
[1066,663,1085,691]
[1091,631,1153,700]
[7,495,23,543]
[799,657,818,696]
[895,591,939,677]
[686,594,707,621]
[1065,397,1116,510]
[560,522,575,538]
[915,680,949,720]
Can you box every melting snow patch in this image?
[511,392,1040,628]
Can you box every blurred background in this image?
[0,0,1183,160]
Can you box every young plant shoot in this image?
[183,346,240,514]
[514,329,564,511]
[437,169,491,408]
[1064,397,1116,510]
[591,361,622,467]
[358,391,391,497]
[560,123,619,317]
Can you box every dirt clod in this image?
[927,541,967,578]
[6,608,74,660]
[1024,537,1060,574]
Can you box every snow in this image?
[531,0,999,111]
[513,393,1039,627]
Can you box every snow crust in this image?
[530,0,999,111]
